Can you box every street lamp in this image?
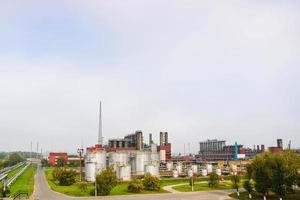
[77,148,84,182]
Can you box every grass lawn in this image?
[172,180,233,192]
[7,163,25,179]
[45,168,94,196]
[229,190,300,200]
[45,168,169,196]
[9,164,37,197]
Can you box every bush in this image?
[0,187,10,197]
[52,167,77,186]
[128,178,144,193]
[143,173,160,191]
[96,167,117,196]
[77,181,88,192]
[208,172,219,188]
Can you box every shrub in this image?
[143,173,160,191]
[189,175,197,186]
[52,167,77,186]
[208,172,219,188]
[77,181,88,192]
[96,167,117,196]
[128,178,144,193]
[0,187,10,197]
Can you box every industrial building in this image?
[85,130,171,182]
[197,139,264,161]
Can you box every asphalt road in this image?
[32,165,232,200]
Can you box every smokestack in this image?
[149,133,153,145]
[257,145,260,151]
[277,139,283,149]
[261,144,265,152]
[98,101,103,146]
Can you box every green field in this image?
[172,180,233,192]
[45,168,168,196]
[229,190,300,200]
[9,164,37,197]
[7,163,25,179]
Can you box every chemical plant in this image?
[47,102,292,183]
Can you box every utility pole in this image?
[77,148,84,182]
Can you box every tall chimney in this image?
[98,101,103,146]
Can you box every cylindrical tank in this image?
[166,162,173,171]
[172,170,179,178]
[176,164,182,174]
[145,164,159,177]
[109,152,129,169]
[231,165,237,172]
[188,169,193,177]
[95,151,107,172]
[117,165,131,181]
[135,152,145,175]
[85,161,96,182]
[201,169,208,176]
[191,165,198,174]
[206,164,213,173]
[159,150,166,163]
[216,168,222,176]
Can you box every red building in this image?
[48,152,68,166]
[269,147,282,153]
[159,143,172,161]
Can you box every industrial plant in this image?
[46,102,294,183]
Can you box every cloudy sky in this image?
[0,1,299,154]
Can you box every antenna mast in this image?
[98,101,103,145]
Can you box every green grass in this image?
[7,163,25,179]
[45,168,169,196]
[9,164,37,197]
[229,190,300,200]
[45,168,94,196]
[172,180,233,192]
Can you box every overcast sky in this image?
[0,1,299,154]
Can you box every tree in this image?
[128,178,144,193]
[52,167,77,186]
[208,171,219,188]
[281,150,300,192]
[269,154,286,199]
[96,167,117,196]
[41,159,49,167]
[8,153,24,166]
[230,174,241,197]
[143,173,160,191]
[56,157,66,167]
[252,154,272,200]
[243,180,254,199]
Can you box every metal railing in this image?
[5,163,31,187]
[0,162,25,182]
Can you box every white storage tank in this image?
[166,162,173,171]
[159,150,166,163]
[172,170,179,178]
[135,152,145,175]
[231,165,237,173]
[145,164,159,177]
[188,169,193,177]
[117,165,131,181]
[216,168,222,176]
[109,152,129,169]
[85,161,96,182]
[191,165,198,174]
[206,164,213,173]
[95,151,107,172]
[176,164,182,174]
[201,169,208,176]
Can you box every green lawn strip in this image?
[229,190,300,200]
[172,180,234,192]
[9,164,37,197]
[7,163,25,179]
[44,167,93,196]
[45,168,168,196]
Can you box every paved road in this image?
[32,165,233,200]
